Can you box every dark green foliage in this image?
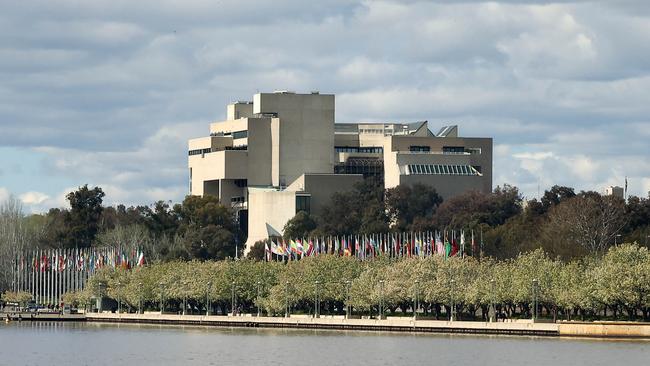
[247,240,268,261]
[385,183,442,232]
[283,211,317,240]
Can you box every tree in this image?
[385,183,442,231]
[247,240,268,261]
[175,195,239,260]
[541,193,626,255]
[63,185,105,248]
[283,211,317,240]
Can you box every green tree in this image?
[385,183,442,231]
[283,211,317,240]
[64,185,105,248]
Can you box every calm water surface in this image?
[1,321,649,366]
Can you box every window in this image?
[409,146,431,152]
[296,196,311,214]
[442,146,465,154]
[232,130,248,139]
[188,148,211,156]
[335,146,383,153]
[466,147,482,155]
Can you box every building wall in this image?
[188,150,248,196]
[254,92,335,186]
[246,188,297,247]
[287,174,363,216]
[246,117,273,186]
[227,102,254,120]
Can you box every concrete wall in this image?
[246,188,297,248]
[246,117,273,186]
[255,92,335,186]
[189,150,248,195]
[227,102,253,120]
[287,174,364,216]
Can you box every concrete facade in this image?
[188,91,492,250]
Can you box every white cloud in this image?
[19,191,50,205]
[0,187,9,203]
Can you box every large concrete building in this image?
[188,91,492,248]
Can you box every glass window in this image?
[232,130,248,139]
[424,165,431,174]
[442,165,449,174]
[296,196,311,214]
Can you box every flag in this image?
[460,230,465,258]
[137,250,145,267]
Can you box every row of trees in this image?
[54,244,650,321]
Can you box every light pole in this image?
[285,281,290,318]
[450,279,456,321]
[183,280,187,316]
[138,282,143,314]
[378,280,385,320]
[206,281,212,316]
[615,234,622,246]
[256,281,261,317]
[345,280,351,320]
[532,279,539,321]
[159,282,164,314]
[231,281,236,315]
[98,283,104,313]
[413,280,419,321]
[314,281,321,318]
[117,281,121,314]
[490,279,496,322]
[645,234,650,247]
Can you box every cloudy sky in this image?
[1,0,649,212]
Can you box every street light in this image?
[413,280,419,321]
[117,281,121,314]
[206,281,212,316]
[378,280,385,320]
[532,279,539,321]
[138,282,143,314]
[490,279,496,322]
[256,281,262,317]
[450,279,456,321]
[183,280,188,316]
[314,281,321,318]
[231,281,236,315]
[285,281,290,318]
[159,282,164,314]
[98,283,105,313]
[345,280,351,319]
[615,234,623,246]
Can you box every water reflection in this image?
[1,322,649,366]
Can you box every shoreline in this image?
[8,312,650,339]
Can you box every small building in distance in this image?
[605,185,624,199]
[188,91,493,249]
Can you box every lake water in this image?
[1,321,649,366]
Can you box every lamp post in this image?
[645,234,650,247]
[284,281,290,318]
[138,282,143,314]
[413,280,419,321]
[314,281,321,318]
[206,281,212,316]
[231,281,236,316]
[490,279,496,322]
[615,234,622,246]
[256,281,261,317]
[159,282,164,314]
[345,280,351,320]
[117,281,121,314]
[97,283,104,313]
[532,279,539,321]
[378,280,385,320]
[450,279,456,321]
[183,280,187,316]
